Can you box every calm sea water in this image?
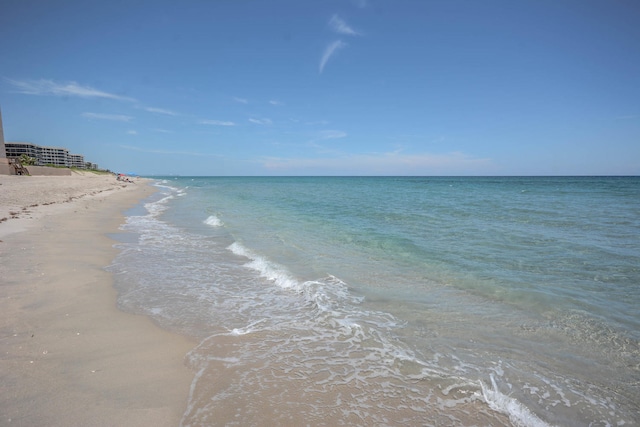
[109,176,639,426]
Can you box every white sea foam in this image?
[480,375,554,427]
[227,243,367,326]
[228,319,268,336]
[153,180,178,192]
[228,242,301,290]
[144,194,173,217]
[140,181,180,217]
[203,215,223,227]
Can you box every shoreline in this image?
[0,174,195,426]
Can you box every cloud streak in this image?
[614,114,639,120]
[319,15,361,74]
[120,144,221,157]
[82,112,134,122]
[249,118,273,125]
[143,106,178,116]
[199,119,236,126]
[329,15,360,36]
[6,78,135,102]
[319,40,347,74]
[262,151,493,175]
[318,130,347,140]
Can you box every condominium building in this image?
[69,154,86,168]
[4,142,40,159]
[5,142,95,169]
[38,145,70,167]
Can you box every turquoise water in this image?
[110,176,639,426]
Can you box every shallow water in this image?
[109,176,640,426]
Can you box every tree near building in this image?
[18,154,37,165]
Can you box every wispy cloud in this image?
[199,119,236,126]
[319,40,347,74]
[233,97,249,104]
[127,130,138,135]
[142,106,178,116]
[318,130,347,140]
[262,151,493,175]
[614,114,639,120]
[82,112,134,122]
[269,100,284,106]
[152,128,173,133]
[306,120,330,126]
[6,78,135,102]
[329,15,361,36]
[120,144,221,157]
[319,14,363,74]
[249,118,273,125]
[306,130,348,154]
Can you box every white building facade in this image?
[5,142,96,169]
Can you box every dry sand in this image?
[0,173,195,426]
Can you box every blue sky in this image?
[1,0,638,176]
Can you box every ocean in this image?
[108,176,639,426]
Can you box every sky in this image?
[1,0,639,176]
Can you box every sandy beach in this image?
[0,173,195,426]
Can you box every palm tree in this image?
[18,154,37,166]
